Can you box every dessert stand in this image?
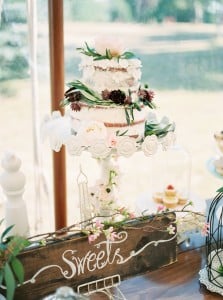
[41,111,177,219]
[8,112,178,300]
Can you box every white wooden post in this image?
[0,152,29,237]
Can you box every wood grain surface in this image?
[90,235,223,300]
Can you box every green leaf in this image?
[125,108,130,125]
[121,51,135,59]
[60,98,70,107]
[146,100,156,109]
[133,102,141,111]
[4,262,16,300]
[144,122,173,138]
[130,107,134,122]
[116,129,129,136]
[93,55,108,61]
[67,80,101,99]
[1,225,14,243]
[11,257,24,284]
[218,265,223,276]
[7,236,30,258]
[80,90,99,102]
[106,48,112,59]
[85,42,95,55]
[217,187,223,193]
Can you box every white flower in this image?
[167,224,176,235]
[77,121,108,146]
[116,136,137,157]
[49,135,63,152]
[65,135,83,156]
[89,140,111,159]
[40,111,72,150]
[141,135,158,156]
[94,36,125,57]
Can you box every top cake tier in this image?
[62,39,156,125]
[77,38,142,96]
[79,55,142,95]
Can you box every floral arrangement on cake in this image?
[61,81,156,126]
[76,38,135,61]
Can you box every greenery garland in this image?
[77,42,136,61]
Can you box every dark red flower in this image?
[109,89,126,104]
[138,89,155,103]
[70,102,81,111]
[64,87,82,102]
[147,90,155,101]
[64,87,76,98]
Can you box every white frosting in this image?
[79,56,142,94]
[69,105,149,137]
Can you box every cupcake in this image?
[164,184,177,197]
[163,195,178,208]
[163,184,178,208]
[153,192,164,203]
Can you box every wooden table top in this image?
[91,234,223,300]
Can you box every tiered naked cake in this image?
[59,37,176,216]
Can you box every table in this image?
[91,234,223,300]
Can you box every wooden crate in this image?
[12,213,177,299]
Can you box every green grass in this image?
[148,32,216,42]
[140,47,223,91]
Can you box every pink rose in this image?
[94,37,125,57]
